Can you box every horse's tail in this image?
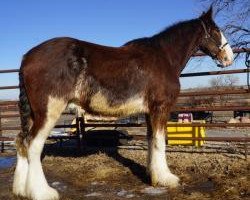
[16,67,33,157]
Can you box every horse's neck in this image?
[159,22,203,76]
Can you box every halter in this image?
[200,19,210,39]
[199,19,228,51]
[199,19,229,68]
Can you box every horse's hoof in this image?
[26,186,59,200]
[152,172,179,188]
[13,190,27,199]
[13,182,27,198]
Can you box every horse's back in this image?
[20,37,133,73]
[20,37,87,103]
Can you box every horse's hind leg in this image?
[26,96,67,200]
[13,134,30,197]
[13,97,33,197]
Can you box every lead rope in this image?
[245,51,250,91]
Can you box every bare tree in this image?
[224,75,240,87]
[209,76,224,89]
[209,75,240,105]
[198,0,249,51]
[209,75,239,88]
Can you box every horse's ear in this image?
[200,6,213,21]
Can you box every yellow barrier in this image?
[70,118,77,133]
[167,120,206,147]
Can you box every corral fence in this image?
[0,48,250,158]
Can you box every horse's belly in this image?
[89,92,147,116]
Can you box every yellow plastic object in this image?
[70,118,77,133]
[166,120,206,147]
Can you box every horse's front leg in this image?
[146,113,179,188]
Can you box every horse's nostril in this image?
[224,57,228,61]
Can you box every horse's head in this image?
[198,7,234,67]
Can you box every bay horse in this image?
[13,7,233,200]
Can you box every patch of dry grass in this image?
[1,149,248,200]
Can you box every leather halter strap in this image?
[200,19,210,39]
[199,19,228,50]
[219,42,229,50]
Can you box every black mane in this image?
[124,19,198,47]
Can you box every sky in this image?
[0,0,248,99]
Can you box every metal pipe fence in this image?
[0,48,249,155]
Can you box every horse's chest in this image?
[89,92,146,116]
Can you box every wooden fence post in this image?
[244,134,248,160]
[1,141,4,153]
[79,115,86,148]
[0,108,4,153]
[76,116,81,151]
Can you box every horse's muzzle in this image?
[216,49,233,67]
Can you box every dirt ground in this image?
[0,145,249,200]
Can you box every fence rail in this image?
[1,68,249,90]
[1,122,250,131]
[175,105,250,112]
[180,68,250,77]
[193,47,250,56]
[179,88,249,97]
[0,86,19,90]
[0,105,249,119]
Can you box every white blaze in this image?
[220,31,234,66]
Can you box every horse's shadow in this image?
[43,130,149,184]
